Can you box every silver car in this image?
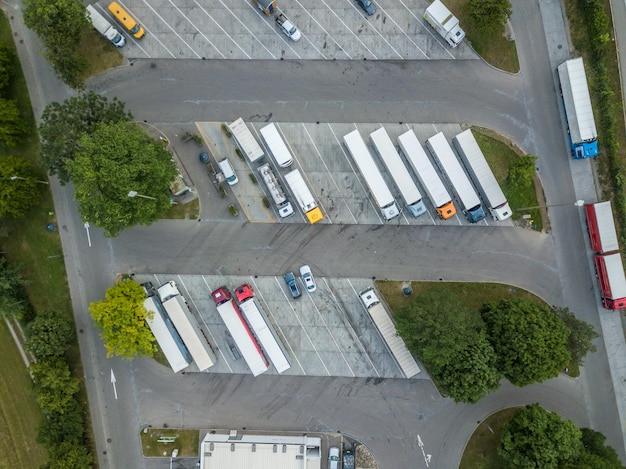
[328,446,340,469]
[300,265,317,292]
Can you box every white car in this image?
[328,446,340,469]
[300,265,316,292]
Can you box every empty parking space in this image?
[96,0,477,60]
[197,121,511,227]
[143,274,420,378]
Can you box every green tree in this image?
[0,98,26,146]
[30,358,81,415]
[0,156,42,218]
[506,155,537,191]
[69,121,178,237]
[0,44,17,94]
[26,310,74,359]
[481,299,570,386]
[89,280,156,359]
[396,288,501,402]
[567,428,625,469]
[499,404,582,468]
[23,0,89,88]
[0,256,30,319]
[37,400,85,447]
[467,0,512,32]
[552,306,599,367]
[39,91,132,184]
[45,441,92,469]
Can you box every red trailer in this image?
[594,253,626,310]
[585,201,619,254]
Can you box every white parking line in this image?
[303,287,356,377]
[192,0,251,59]
[274,276,331,375]
[303,123,358,224]
[396,0,455,59]
[374,5,429,59]
[249,277,306,374]
[330,124,385,224]
[292,0,352,59]
[139,0,203,58]
[326,278,380,377]
[98,1,154,57]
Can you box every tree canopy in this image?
[0,256,30,319]
[0,98,26,146]
[89,280,156,359]
[468,0,512,33]
[396,288,500,402]
[39,91,132,184]
[26,309,74,360]
[499,403,582,468]
[30,358,81,415]
[69,121,178,237]
[553,306,599,367]
[0,156,42,218]
[481,298,570,386]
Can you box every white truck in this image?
[453,129,512,221]
[276,13,301,41]
[343,129,400,221]
[369,127,427,218]
[426,132,486,223]
[284,169,324,224]
[227,118,265,164]
[359,288,421,378]
[398,129,457,220]
[86,4,125,48]
[143,297,190,373]
[258,163,294,218]
[259,123,294,168]
[423,0,465,48]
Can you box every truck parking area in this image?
[94,0,477,60]
[197,121,513,227]
[143,273,426,379]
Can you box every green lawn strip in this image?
[140,428,199,458]
[165,198,200,220]
[0,321,48,468]
[444,0,520,73]
[459,407,519,469]
[78,29,124,81]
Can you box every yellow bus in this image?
[107,2,145,39]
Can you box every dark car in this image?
[356,0,376,15]
[284,272,301,299]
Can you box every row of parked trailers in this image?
[228,117,511,225]
[584,201,626,310]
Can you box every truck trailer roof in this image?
[557,58,597,144]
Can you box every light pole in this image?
[514,199,584,211]
[10,175,49,185]
[127,190,156,200]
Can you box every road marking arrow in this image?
[110,369,118,400]
[84,222,92,247]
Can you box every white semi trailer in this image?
[426,132,486,223]
[86,4,125,48]
[227,118,265,163]
[453,129,512,221]
[369,127,427,217]
[423,0,465,48]
[284,169,324,224]
[343,129,400,221]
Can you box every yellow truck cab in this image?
[108,1,145,39]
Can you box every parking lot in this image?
[91,0,478,60]
[141,273,425,379]
[196,121,513,226]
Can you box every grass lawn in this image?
[78,29,124,81]
[140,428,199,458]
[0,321,48,468]
[459,407,520,469]
[165,198,200,220]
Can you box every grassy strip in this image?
[459,407,519,469]
[140,428,199,458]
[0,321,49,467]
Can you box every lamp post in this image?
[514,199,584,211]
[10,175,49,185]
[127,190,156,200]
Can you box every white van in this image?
[218,159,239,185]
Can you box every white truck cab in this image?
[276,14,301,41]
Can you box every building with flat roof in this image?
[199,432,321,469]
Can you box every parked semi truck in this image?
[86,4,125,48]
[359,288,421,378]
[211,287,270,377]
[227,118,265,164]
[594,253,626,310]
[585,201,619,254]
[557,58,598,159]
[258,163,294,218]
[453,129,512,221]
[253,0,276,15]
[426,132,485,223]
[284,169,324,224]
[369,127,427,217]
[144,297,190,373]
[398,129,456,220]
[423,0,465,48]
[157,282,217,372]
[343,129,400,221]
[234,284,291,374]
[259,123,294,168]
